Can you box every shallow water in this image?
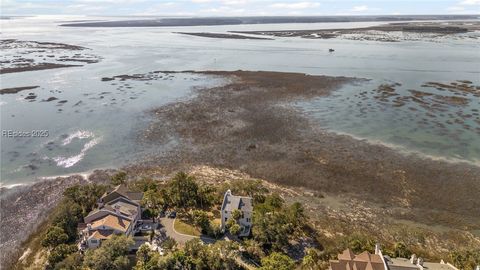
[1,16,479,185]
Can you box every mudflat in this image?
[0,39,100,74]
[123,70,480,225]
[232,21,480,42]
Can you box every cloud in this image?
[351,5,369,12]
[447,6,466,11]
[199,5,247,14]
[221,0,248,5]
[459,0,480,5]
[447,0,480,13]
[269,2,320,9]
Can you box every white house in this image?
[220,189,253,237]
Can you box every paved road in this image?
[158,217,218,245]
[159,217,195,245]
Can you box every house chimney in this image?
[114,204,121,215]
[417,257,424,267]
[410,254,417,264]
[375,243,381,255]
[87,224,92,230]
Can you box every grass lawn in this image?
[174,219,201,237]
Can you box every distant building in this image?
[220,189,253,237]
[329,245,458,270]
[79,185,143,249]
[384,255,459,270]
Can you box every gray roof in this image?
[101,185,143,203]
[223,193,253,212]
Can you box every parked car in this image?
[140,224,152,231]
[168,211,176,218]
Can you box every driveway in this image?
[158,217,217,245]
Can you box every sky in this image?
[1,0,479,16]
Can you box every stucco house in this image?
[79,185,143,249]
[220,189,253,237]
[329,245,461,270]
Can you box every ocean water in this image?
[1,16,479,186]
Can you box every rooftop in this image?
[90,230,114,240]
[330,249,385,270]
[91,214,131,233]
[222,190,253,212]
[101,184,143,203]
[386,258,457,270]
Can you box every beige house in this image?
[80,185,143,249]
[220,189,253,237]
[329,245,459,270]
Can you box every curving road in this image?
[159,217,218,245]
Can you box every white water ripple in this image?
[52,130,101,168]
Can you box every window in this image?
[91,239,97,244]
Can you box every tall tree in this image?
[142,189,164,222]
[167,172,199,212]
[83,235,134,270]
[260,252,295,270]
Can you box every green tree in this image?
[231,209,242,220]
[83,235,134,270]
[449,249,480,270]
[393,242,411,258]
[111,171,127,186]
[198,183,217,209]
[349,239,364,253]
[52,201,83,241]
[54,252,83,270]
[288,202,306,229]
[207,222,223,239]
[193,210,211,233]
[47,244,77,266]
[226,218,237,229]
[260,252,295,270]
[142,189,163,222]
[167,172,199,212]
[42,226,69,248]
[135,244,154,270]
[242,239,265,264]
[130,177,158,192]
[63,184,106,216]
[161,237,178,254]
[252,204,293,251]
[229,223,242,236]
[302,248,320,270]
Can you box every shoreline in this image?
[0,167,111,190]
[2,121,479,190]
[1,70,479,268]
[320,128,480,167]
